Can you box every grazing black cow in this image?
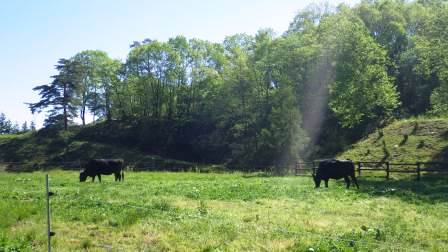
[313,159,359,189]
[80,159,124,182]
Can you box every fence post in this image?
[45,174,55,252]
[312,161,316,176]
[386,162,390,180]
[295,162,300,176]
[358,162,362,177]
[417,162,421,181]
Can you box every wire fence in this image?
[1,168,442,251]
[0,159,197,172]
[38,175,428,252]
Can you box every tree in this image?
[318,14,400,128]
[410,2,448,116]
[72,50,121,123]
[287,2,335,34]
[21,121,28,132]
[0,113,13,134]
[30,121,36,132]
[11,122,20,134]
[29,59,80,130]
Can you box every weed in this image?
[198,200,208,215]
[81,238,92,249]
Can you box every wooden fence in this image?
[1,160,447,180]
[294,161,448,180]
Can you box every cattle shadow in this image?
[358,176,448,203]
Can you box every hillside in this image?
[2,117,447,171]
[339,118,448,163]
[0,126,194,172]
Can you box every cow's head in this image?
[80,170,88,182]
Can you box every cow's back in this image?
[86,159,123,175]
[317,159,354,179]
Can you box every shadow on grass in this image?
[441,130,448,140]
[431,144,448,163]
[358,175,448,203]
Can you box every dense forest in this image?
[27,0,448,169]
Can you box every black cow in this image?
[80,159,124,182]
[313,159,359,189]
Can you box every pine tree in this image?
[30,121,36,132]
[29,59,80,130]
[21,121,29,132]
[0,113,13,134]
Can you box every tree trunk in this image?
[63,83,68,130]
[105,86,112,121]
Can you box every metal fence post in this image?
[46,174,55,252]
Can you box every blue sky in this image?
[0,0,358,128]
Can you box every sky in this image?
[0,0,358,128]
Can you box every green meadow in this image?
[1,171,447,251]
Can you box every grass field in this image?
[1,171,447,251]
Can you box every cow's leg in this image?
[115,173,118,181]
[351,175,359,189]
[121,172,124,182]
[324,179,329,188]
[98,174,101,182]
[92,176,95,182]
[344,176,350,189]
[314,177,321,188]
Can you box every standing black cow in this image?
[80,159,124,182]
[313,159,359,189]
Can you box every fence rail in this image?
[294,161,448,180]
[1,160,447,180]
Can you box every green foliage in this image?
[29,59,81,130]
[27,0,448,162]
[322,15,400,128]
